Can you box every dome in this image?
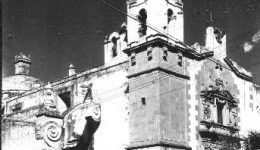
[2,75,44,94]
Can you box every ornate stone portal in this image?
[200,78,240,150]
[35,83,101,150]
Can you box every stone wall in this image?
[1,119,44,150]
[2,62,130,150]
[187,56,260,150]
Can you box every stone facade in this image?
[2,0,260,150]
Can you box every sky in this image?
[2,0,260,84]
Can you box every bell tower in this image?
[127,0,184,44]
[124,1,213,150]
[124,1,191,150]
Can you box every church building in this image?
[2,0,260,150]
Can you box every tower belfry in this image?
[124,1,215,150]
[127,0,184,44]
[124,1,192,150]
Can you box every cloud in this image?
[243,29,260,53]
[244,42,254,53]
[252,30,260,43]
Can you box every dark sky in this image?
[3,0,260,84]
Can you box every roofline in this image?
[123,34,213,61]
[4,61,128,103]
[224,57,253,82]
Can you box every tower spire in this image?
[207,0,214,26]
[210,11,213,25]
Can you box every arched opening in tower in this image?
[167,9,173,24]
[137,9,147,37]
[111,36,118,57]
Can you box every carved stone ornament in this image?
[43,121,63,148]
[130,52,136,66]
[229,108,238,126]
[35,126,43,140]
[62,102,101,149]
[35,121,63,148]
[162,46,168,60]
[35,84,101,150]
[215,78,224,90]
[203,103,211,120]
[147,46,153,60]
[128,0,146,8]
[81,82,93,102]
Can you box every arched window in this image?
[138,9,147,37]
[111,37,117,57]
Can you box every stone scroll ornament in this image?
[35,83,101,150]
[62,102,101,150]
[42,121,63,148]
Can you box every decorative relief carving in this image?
[35,120,63,148]
[203,103,211,120]
[35,126,43,140]
[62,102,101,149]
[229,108,238,126]
[43,121,63,147]
[34,83,101,150]
[147,46,153,61]
[128,0,147,8]
[215,78,224,89]
[177,52,183,67]
[130,52,136,66]
[162,46,168,60]
[81,82,93,102]
[201,78,238,128]
[200,79,240,150]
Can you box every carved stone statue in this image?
[203,103,211,120]
[229,108,238,126]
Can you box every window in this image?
[138,9,147,37]
[216,99,225,124]
[11,102,23,112]
[111,37,117,57]
[58,91,71,108]
[141,97,146,105]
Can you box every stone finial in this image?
[14,52,32,64]
[121,22,127,28]
[104,35,109,43]
[120,22,127,34]
[45,82,53,95]
[14,52,32,75]
[68,63,76,76]
[44,82,54,107]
